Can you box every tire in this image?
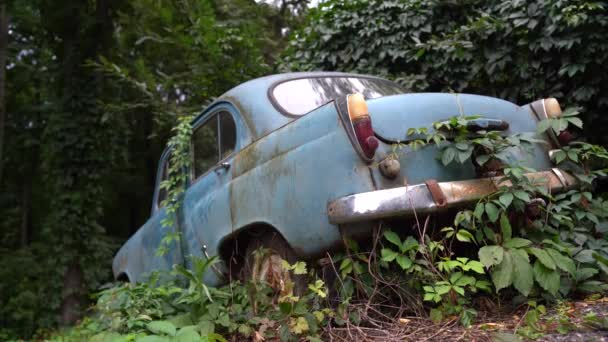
[240,232,307,296]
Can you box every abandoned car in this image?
[113,72,577,286]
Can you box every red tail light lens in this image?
[347,93,378,158]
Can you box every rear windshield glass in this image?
[271,77,406,116]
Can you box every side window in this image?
[193,116,219,178]
[192,110,238,180]
[219,111,236,159]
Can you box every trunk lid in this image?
[367,93,537,142]
[365,93,553,187]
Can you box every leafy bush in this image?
[282,0,608,145]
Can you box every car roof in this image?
[211,71,381,138]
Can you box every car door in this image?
[181,105,243,286]
[133,148,185,280]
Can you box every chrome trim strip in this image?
[328,169,577,224]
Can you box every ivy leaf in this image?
[395,254,413,270]
[513,190,531,203]
[500,213,512,241]
[381,248,398,262]
[533,260,560,295]
[491,250,514,292]
[147,321,177,337]
[474,202,485,220]
[553,150,567,164]
[503,238,532,249]
[499,193,513,208]
[476,154,490,166]
[442,147,456,166]
[567,117,583,128]
[512,249,533,296]
[546,248,576,276]
[537,119,553,133]
[529,247,556,270]
[383,231,401,248]
[401,236,419,253]
[485,202,500,222]
[456,229,475,243]
[479,245,504,268]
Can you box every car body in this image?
[113,72,576,285]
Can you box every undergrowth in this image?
[40,110,608,342]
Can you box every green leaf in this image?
[401,236,419,253]
[395,254,413,270]
[147,321,177,337]
[442,147,456,166]
[174,327,202,342]
[478,246,504,268]
[485,202,500,222]
[553,150,567,164]
[533,260,560,295]
[499,193,514,208]
[567,117,583,128]
[476,154,490,166]
[456,229,475,243]
[381,248,398,262]
[537,119,553,133]
[137,336,171,342]
[512,249,534,296]
[513,190,531,203]
[503,238,532,249]
[567,150,579,163]
[474,202,485,220]
[500,213,512,241]
[383,231,402,248]
[546,248,576,276]
[529,247,556,270]
[491,250,514,292]
[465,260,486,274]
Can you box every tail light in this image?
[531,97,574,146]
[543,98,575,145]
[347,93,378,158]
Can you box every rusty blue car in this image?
[113,72,576,287]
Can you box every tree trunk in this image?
[59,261,85,325]
[0,1,9,186]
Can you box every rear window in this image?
[271,77,406,116]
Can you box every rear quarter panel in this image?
[214,102,376,258]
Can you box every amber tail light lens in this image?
[544,98,575,145]
[347,93,378,158]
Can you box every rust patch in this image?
[425,179,447,208]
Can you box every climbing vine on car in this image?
[156,114,194,256]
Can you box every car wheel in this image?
[240,232,307,296]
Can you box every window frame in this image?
[151,147,173,215]
[267,74,407,117]
[190,109,239,183]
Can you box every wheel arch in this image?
[217,222,292,277]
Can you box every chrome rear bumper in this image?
[327,168,577,225]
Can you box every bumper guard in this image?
[327,168,576,225]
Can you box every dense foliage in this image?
[281,0,608,145]
[0,0,306,339]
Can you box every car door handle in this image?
[214,162,231,173]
